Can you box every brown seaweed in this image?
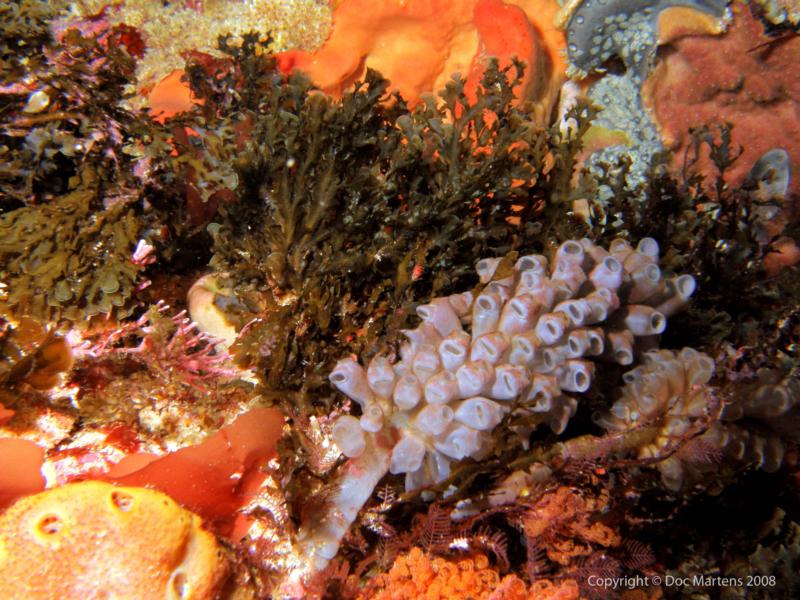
[171,36,578,408]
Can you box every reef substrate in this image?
[0,1,798,599]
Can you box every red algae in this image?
[105,407,284,533]
[0,405,13,425]
[147,70,197,123]
[36,408,283,534]
[0,438,45,509]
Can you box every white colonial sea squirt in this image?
[330,237,696,491]
[291,237,696,585]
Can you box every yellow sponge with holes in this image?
[0,481,229,599]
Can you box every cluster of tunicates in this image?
[596,349,798,490]
[709,366,799,475]
[595,348,718,490]
[329,237,696,491]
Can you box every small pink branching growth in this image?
[72,301,241,391]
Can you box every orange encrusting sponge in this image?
[0,481,229,600]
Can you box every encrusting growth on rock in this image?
[555,0,731,198]
[358,547,580,600]
[556,0,730,79]
[66,0,332,92]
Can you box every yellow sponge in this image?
[0,481,229,599]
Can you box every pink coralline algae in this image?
[644,2,800,193]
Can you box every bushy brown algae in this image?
[0,12,180,322]
[0,313,72,393]
[2,12,143,205]
[172,35,586,410]
[0,1,65,88]
[0,168,144,320]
